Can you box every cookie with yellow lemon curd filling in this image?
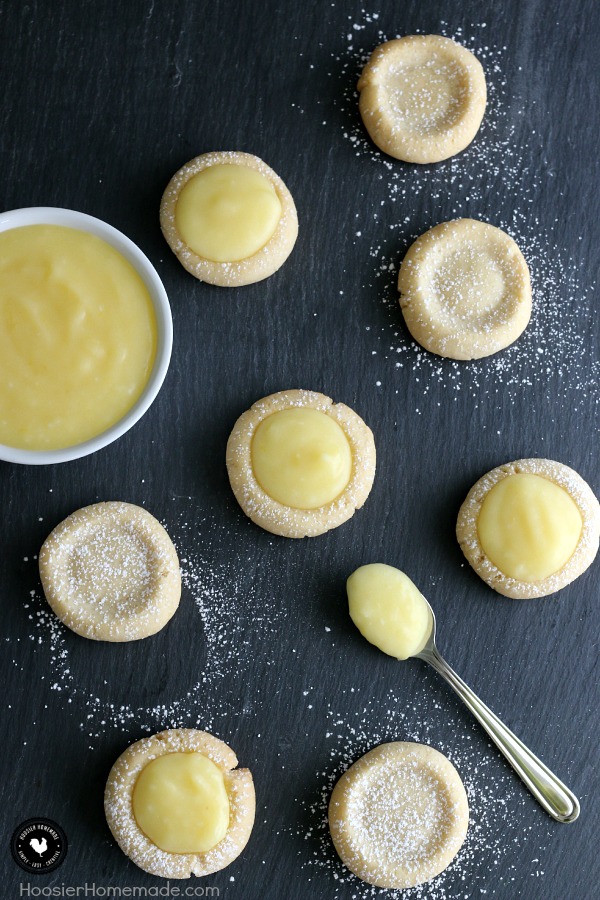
[226,389,376,538]
[398,219,531,359]
[457,459,600,599]
[104,728,255,879]
[358,35,486,164]
[160,151,298,287]
[328,742,469,890]
[39,502,181,642]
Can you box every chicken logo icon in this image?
[11,818,67,873]
[29,836,48,857]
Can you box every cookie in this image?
[39,501,181,641]
[226,389,376,538]
[160,151,298,287]
[329,742,469,889]
[105,728,255,878]
[358,35,486,164]
[398,218,531,359]
[457,458,600,598]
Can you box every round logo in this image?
[10,818,67,874]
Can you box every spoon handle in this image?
[419,645,580,823]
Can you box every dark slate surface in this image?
[1,1,599,897]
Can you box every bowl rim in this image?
[0,206,173,465]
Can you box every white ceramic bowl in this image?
[0,207,173,465]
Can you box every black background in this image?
[1,1,599,898]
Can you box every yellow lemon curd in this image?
[251,407,352,509]
[347,563,433,660]
[175,164,282,262]
[132,752,230,854]
[477,473,583,582]
[0,224,157,451]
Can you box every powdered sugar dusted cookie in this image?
[358,35,486,164]
[39,501,181,641]
[160,151,298,287]
[329,742,469,889]
[457,458,600,599]
[398,218,531,359]
[226,389,376,538]
[105,728,255,879]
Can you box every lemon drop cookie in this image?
[160,151,298,287]
[457,459,600,598]
[358,35,486,164]
[329,742,469,889]
[226,389,376,538]
[39,501,181,641]
[105,728,255,878]
[398,218,531,359]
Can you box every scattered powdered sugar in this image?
[320,14,598,417]
[296,684,553,898]
[22,504,284,747]
[335,19,511,170]
[370,214,598,420]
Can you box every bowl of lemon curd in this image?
[0,207,172,464]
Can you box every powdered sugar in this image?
[23,504,284,747]
[322,14,598,417]
[296,683,553,898]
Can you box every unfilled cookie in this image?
[329,742,469,889]
[39,501,181,641]
[160,151,298,287]
[358,35,486,164]
[398,218,531,359]
[457,458,600,598]
[226,389,376,538]
[105,728,255,879]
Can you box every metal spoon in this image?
[416,597,579,823]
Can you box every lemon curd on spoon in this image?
[347,563,432,659]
